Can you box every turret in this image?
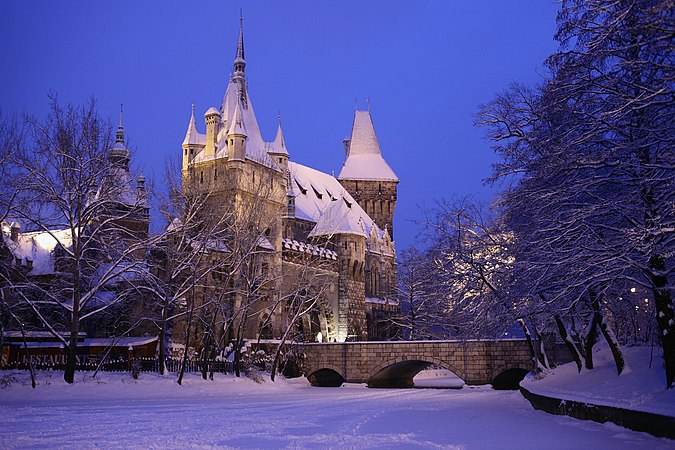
[338,110,399,240]
[268,114,289,175]
[308,200,368,341]
[109,104,130,170]
[182,104,206,170]
[204,107,221,159]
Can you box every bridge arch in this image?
[490,364,532,390]
[367,357,464,388]
[306,364,346,387]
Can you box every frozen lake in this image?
[0,371,670,449]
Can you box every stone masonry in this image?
[299,340,537,387]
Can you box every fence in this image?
[1,356,234,374]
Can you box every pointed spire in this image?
[269,112,288,156]
[233,11,246,82]
[115,103,124,143]
[228,99,247,136]
[182,103,206,146]
[110,103,130,168]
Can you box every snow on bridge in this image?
[299,339,539,388]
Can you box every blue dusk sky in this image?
[0,1,560,250]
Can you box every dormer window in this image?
[311,186,323,200]
[295,179,307,195]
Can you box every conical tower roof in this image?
[338,110,398,182]
[182,104,206,146]
[268,114,288,156]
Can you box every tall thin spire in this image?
[115,104,124,143]
[233,11,246,81]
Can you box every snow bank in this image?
[521,346,675,417]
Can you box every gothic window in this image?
[184,149,187,156]
[214,168,218,180]
[200,171,204,183]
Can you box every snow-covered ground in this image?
[1,368,671,449]
[413,368,464,388]
[521,346,675,418]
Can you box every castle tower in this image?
[103,105,149,242]
[309,200,368,341]
[109,105,131,170]
[204,107,221,159]
[268,114,288,174]
[338,110,399,240]
[182,104,206,170]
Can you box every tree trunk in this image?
[649,256,674,388]
[529,317,549,369]
[177,288,196,385]
[583,320,597,370]
[597,308,625,376]
[64,266,81,384]
[19,321,36,389]
[554,315,583,373]
[158,294,170,376]
[517,318,539,372]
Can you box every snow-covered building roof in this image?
[288,162,383,239]
[338,110,398,182]
[182,105,206,147]
[1,222,72,276]
[267,121,288,156]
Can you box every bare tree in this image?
[393,246,447,340]
[10,97,153,383]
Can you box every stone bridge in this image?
[298,339,539,388]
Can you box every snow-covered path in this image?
[0,373,670,449]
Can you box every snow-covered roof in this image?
[205,107,220,117]
[103,166,148,208]
[256,235,275,251]
[182,107,206,147]
[338,110,398,182]
[227,98,247,137]
[310,199,367,238]
[1,224,72,276]
[267,122,288,156]
[282,238,337,260]
[215,82,277,169]
[288,162,382,239]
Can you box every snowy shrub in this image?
[0,373,19,389]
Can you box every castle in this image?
[0,19,400,353]
[179,19,399,343]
